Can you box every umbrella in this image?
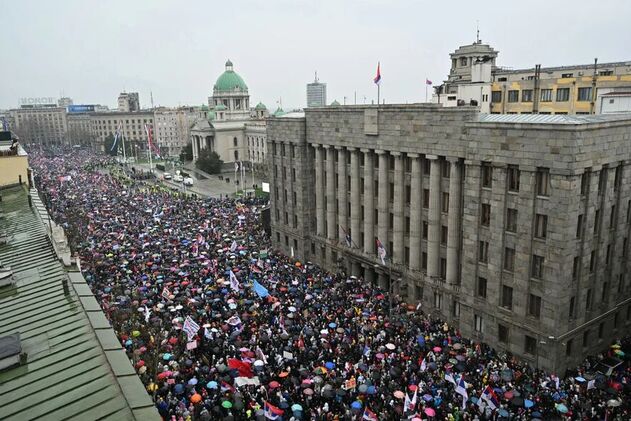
[423,394,433,402]
[575,376,586,383]
[191,393,202,404]
[385,343,396,350]
[511,396,524,406]
[394,391,405,399]
[498,409,509,418]
[303,388,314,395]
[524,399,534,408]
[207,381,218,389]
[351,401,362,410]
[188,378,198,385]
[607,399,621,407]
[358,384,368,393]
[424,408,435,417]
[556,403,568,413]
[504,390,514,400]
[325,362,335,370]
[269,381,280,389]
[174,384,184,394]
[291,404,303,412]
[367,386,377,395]
[433,346,441,352]
[222,401,233,409]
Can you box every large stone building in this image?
[436,38,631,115]
[190,60,268,168]
[153,107,198,157]
[90,111,154,156]
[9,104,68,145]
[66,112,95,146]
[267,104,631,372]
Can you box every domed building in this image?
[190,60,268,172]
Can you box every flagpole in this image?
[425,77,428,103]
[121,124,127,165]
[378,83,380,106]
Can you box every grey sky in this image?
[2,0,630,111]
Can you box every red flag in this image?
[228,358,254,378]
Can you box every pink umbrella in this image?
[393,390,405,399]
[433,346,442,352]
[376,353,385,360]
[424,408,436,417]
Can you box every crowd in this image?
[29,147,631,420]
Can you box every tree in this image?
[103,134,118,156]
[196,149,223,174]
[180,142,193,162]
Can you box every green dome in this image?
[214,104,227,111]
[330,100,341,106]
[214,60,248,92]
[200,104,209,111]
[207,110,216,121]
[273,107,286,117]
[255,102,267,110]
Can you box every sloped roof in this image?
[0,187,159,420]
[477,113,631,125]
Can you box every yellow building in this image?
[0,135,29,188]
[490,61,631,115]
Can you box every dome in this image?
[214,104,227,111]
[200,104,209,111]
[207,110,216,121]
[255,102,267,110]
[330,100,341,106]
[273,107,286,117]
[214,60,248,92]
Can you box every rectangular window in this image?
[507,165,520,192]
[504,247,515,272]
[422,252,427,270]
[479,240,489,263]
[423,189,430,208]
[442,161,450,178]
[521,89,533,102]
[606,244,611,265]
[590,250,596,272]
[405,185,411,204]
[441,226,448,245]
[477,277,487,298]
[525,335,537,354]
[423,221,428,239]
[581,172,589,195]
[474,314,483,332]
[480,204,491,226]
[491,91,502,102]
[583,330,590,348]
[534,214,547,239]
[610,206,617,229]
[434,292,442,309]
[442,192,449,213]
[578,87,592,101]
[498,324,509,343]
[569,296,575,319]
[452,300,460,318]
[502,285,513,310]
[556,88,570,102]
[598,322,604,340]
[440,258,447,278]
[481,163,493,188]
[566,339,573,356]
[507,90,519,102]
[594,209,601,235]
[586,288,593,310]
[529,294,542,318]
[602,281,609,302]
[540,89,553,102]
[536,168,550,196]
[577,214,583,238]
[506,208,518,233]
[531,254,544,279]
[598,169,607,194]
[573,256,581,280]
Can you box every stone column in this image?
[446,158,462,285]
[392,152,404,264]
[192,135,198,160]
[337,147,348,243]
[377,150,389,254]
[363,149,375,254]
[350,148,360,247]
[314,145,325,236]
[364,264,375,285]
[409,154,421,270]
[325,146,336,240]
[427,155,441,278]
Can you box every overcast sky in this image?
[2,0,630,111]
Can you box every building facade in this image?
[153,107,198,157]
[307,75,327,107]
[9,105,68,145]
[66,113,95,146]
[190,60,268,169]
[436,39,631,115]
[118,92,140,112]
[267,104,631,372]
[90,111,154,156]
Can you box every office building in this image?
[90,111,154,156]
[153,107,198,157]
[9,104,68,145]
[190,60,268,167]
[267,104,631,372]
[118,92,140,112]
[436,38,631,114]
[307,74,327,107]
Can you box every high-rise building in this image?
[267,104,631,372]
[435,38,631,114]
[118,92,140,112]
[58,97,74,107]
[307,73,327,107]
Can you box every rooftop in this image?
[495,60,631,76]
[477,113,631,125]
[0,186,159,420]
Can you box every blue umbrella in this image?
[125,339,132,346]
[163,353,172,360]
[524,399,534,408]
[207,381,218,389]
[498,409,509,417]
[325,362,335,370]
[367,386,376,395]
[417,336,425,346]
[328,322,337,328]
[291,404,303,412]
[188,378,198,385]
[351,401,362,410]
[532,411,542,418]
[174,384,184,394]
[575,376,586,383]
[556,403,568,413]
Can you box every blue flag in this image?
[252,280,269,298]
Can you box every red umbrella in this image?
[269,381,280,389]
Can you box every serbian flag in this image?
[426,79,433,85]
[374,62,381,85]
[227,358,254,378]
[363,407,379,421]
[221,381,235,393]
[264,401,284,420]
[376,238,387,265]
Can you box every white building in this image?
[307,74,327,107]
[153,107,198,157]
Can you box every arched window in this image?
[233,137,238,147]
